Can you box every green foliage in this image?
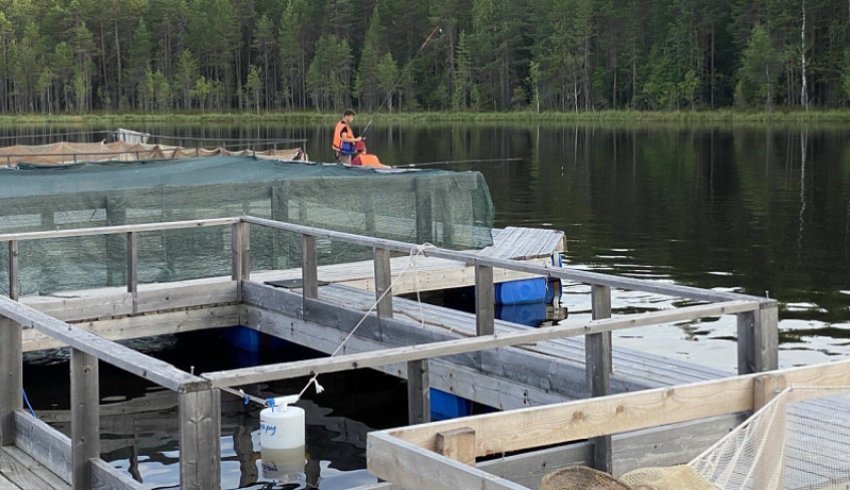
[1,0,850,114]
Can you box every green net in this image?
[0,156,494,296]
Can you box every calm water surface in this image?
[6,121,850,487]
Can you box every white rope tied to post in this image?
[294,243,434,400]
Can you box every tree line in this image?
[1,0,850,115]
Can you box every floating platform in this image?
[0,216,779,489]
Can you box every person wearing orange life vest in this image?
[331,108,362,164]
[352,140,389,168]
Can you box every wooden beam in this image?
[475,264,495,336]
[407,360,430,425]
[0,295,206,393]
[71,348,99,490]
[91,458,145,489]
[231,223,242,282]
[179,389,221,490]
[13,410,71,483]
[204,298,758,388]
[0,318,21,446]
[588,284,612,472]
[368,432,526,490]
[387,359,850,457]
[436,428,476,466]
[373,247,393,321]
[241,216,764,304]
[0,217,239,243]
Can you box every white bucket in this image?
[259,397,305,450]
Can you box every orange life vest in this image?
[353,153,386,168]
[332,120,353,152]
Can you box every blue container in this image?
[430,388,472,421]
[495,277,548,305]
[221,326,288,353]
[496,302,547,327]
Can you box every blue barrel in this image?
[494,277,548,305]
[496,302,547,327]
[430,389,472,421]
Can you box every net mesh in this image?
[689,386,850,490]
[0,156,494,296]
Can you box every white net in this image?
[689,386,850,490]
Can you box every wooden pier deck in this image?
[0,446,68,489]
[0,216,780,489]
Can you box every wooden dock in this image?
[0,216,779,489]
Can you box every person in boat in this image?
[332,108,362,164]
[352,140,389,168]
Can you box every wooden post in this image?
[231,221,250,301]
[8,241,18,301]
[474,263,494,336]
[737,303,779,374]
[71,348,99,490]
[126,232,137,294]
[302,235,318,313]
[407,360,430,425]
[436,428,476,466]
[753,374,787,489]
[373,247,393,322]
[179,389,221,490]
[587,284,612,473]
[0,317,22,446]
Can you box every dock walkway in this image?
[0,446,68,490]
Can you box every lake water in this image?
[6,121,850,487]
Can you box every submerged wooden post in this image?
[179,388,221,490]
[0,317,22,446]
[8,241,18,301]
[475,263,495,336]
[373,247,393,321]
[587,284,612,473]
[407,360,430,425]
[71,348,99,490]
[737,302,779,374]
[302,235,318,304]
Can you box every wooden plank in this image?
[91,459,145,489]
[0,296,206,393]
[206,293,758,388]
[0,318,21,446]
[367,432,526,490]
[23,305,238,352]
[22,281,237,323]
[436,428,476,466]
[230,222,242,282]
[475,264,495,336]
[179,389,221,490]
[388,359,850,457]
[373,248,393,320]
[0,472,18,489]
[0,217,239,243]
[407,360,430,425]
[13,410,71,483]
[0,446,69,489]
[71,349,99,490]
[738,304,779,374]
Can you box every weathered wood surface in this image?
[0,295,206,393]
[368,432,525,490]
[0,445,69,489]
[91,459,145,490]
[70,349,99,490]
[0,217,240,243]
[0,319,21,446]
[179,389,221,490]
[478,226,564,259]
[13,411,71,483]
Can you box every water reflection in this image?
[5,122,850,366]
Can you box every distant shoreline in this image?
[3,110,850,126]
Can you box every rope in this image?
[295,243,433,400]
[22,388,35,417]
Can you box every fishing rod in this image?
[393,157,524,168]
[361,25,443,136]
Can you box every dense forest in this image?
[1,0,850,114]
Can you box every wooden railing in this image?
[0,216,778,487]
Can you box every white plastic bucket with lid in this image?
[260,395,305,450]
